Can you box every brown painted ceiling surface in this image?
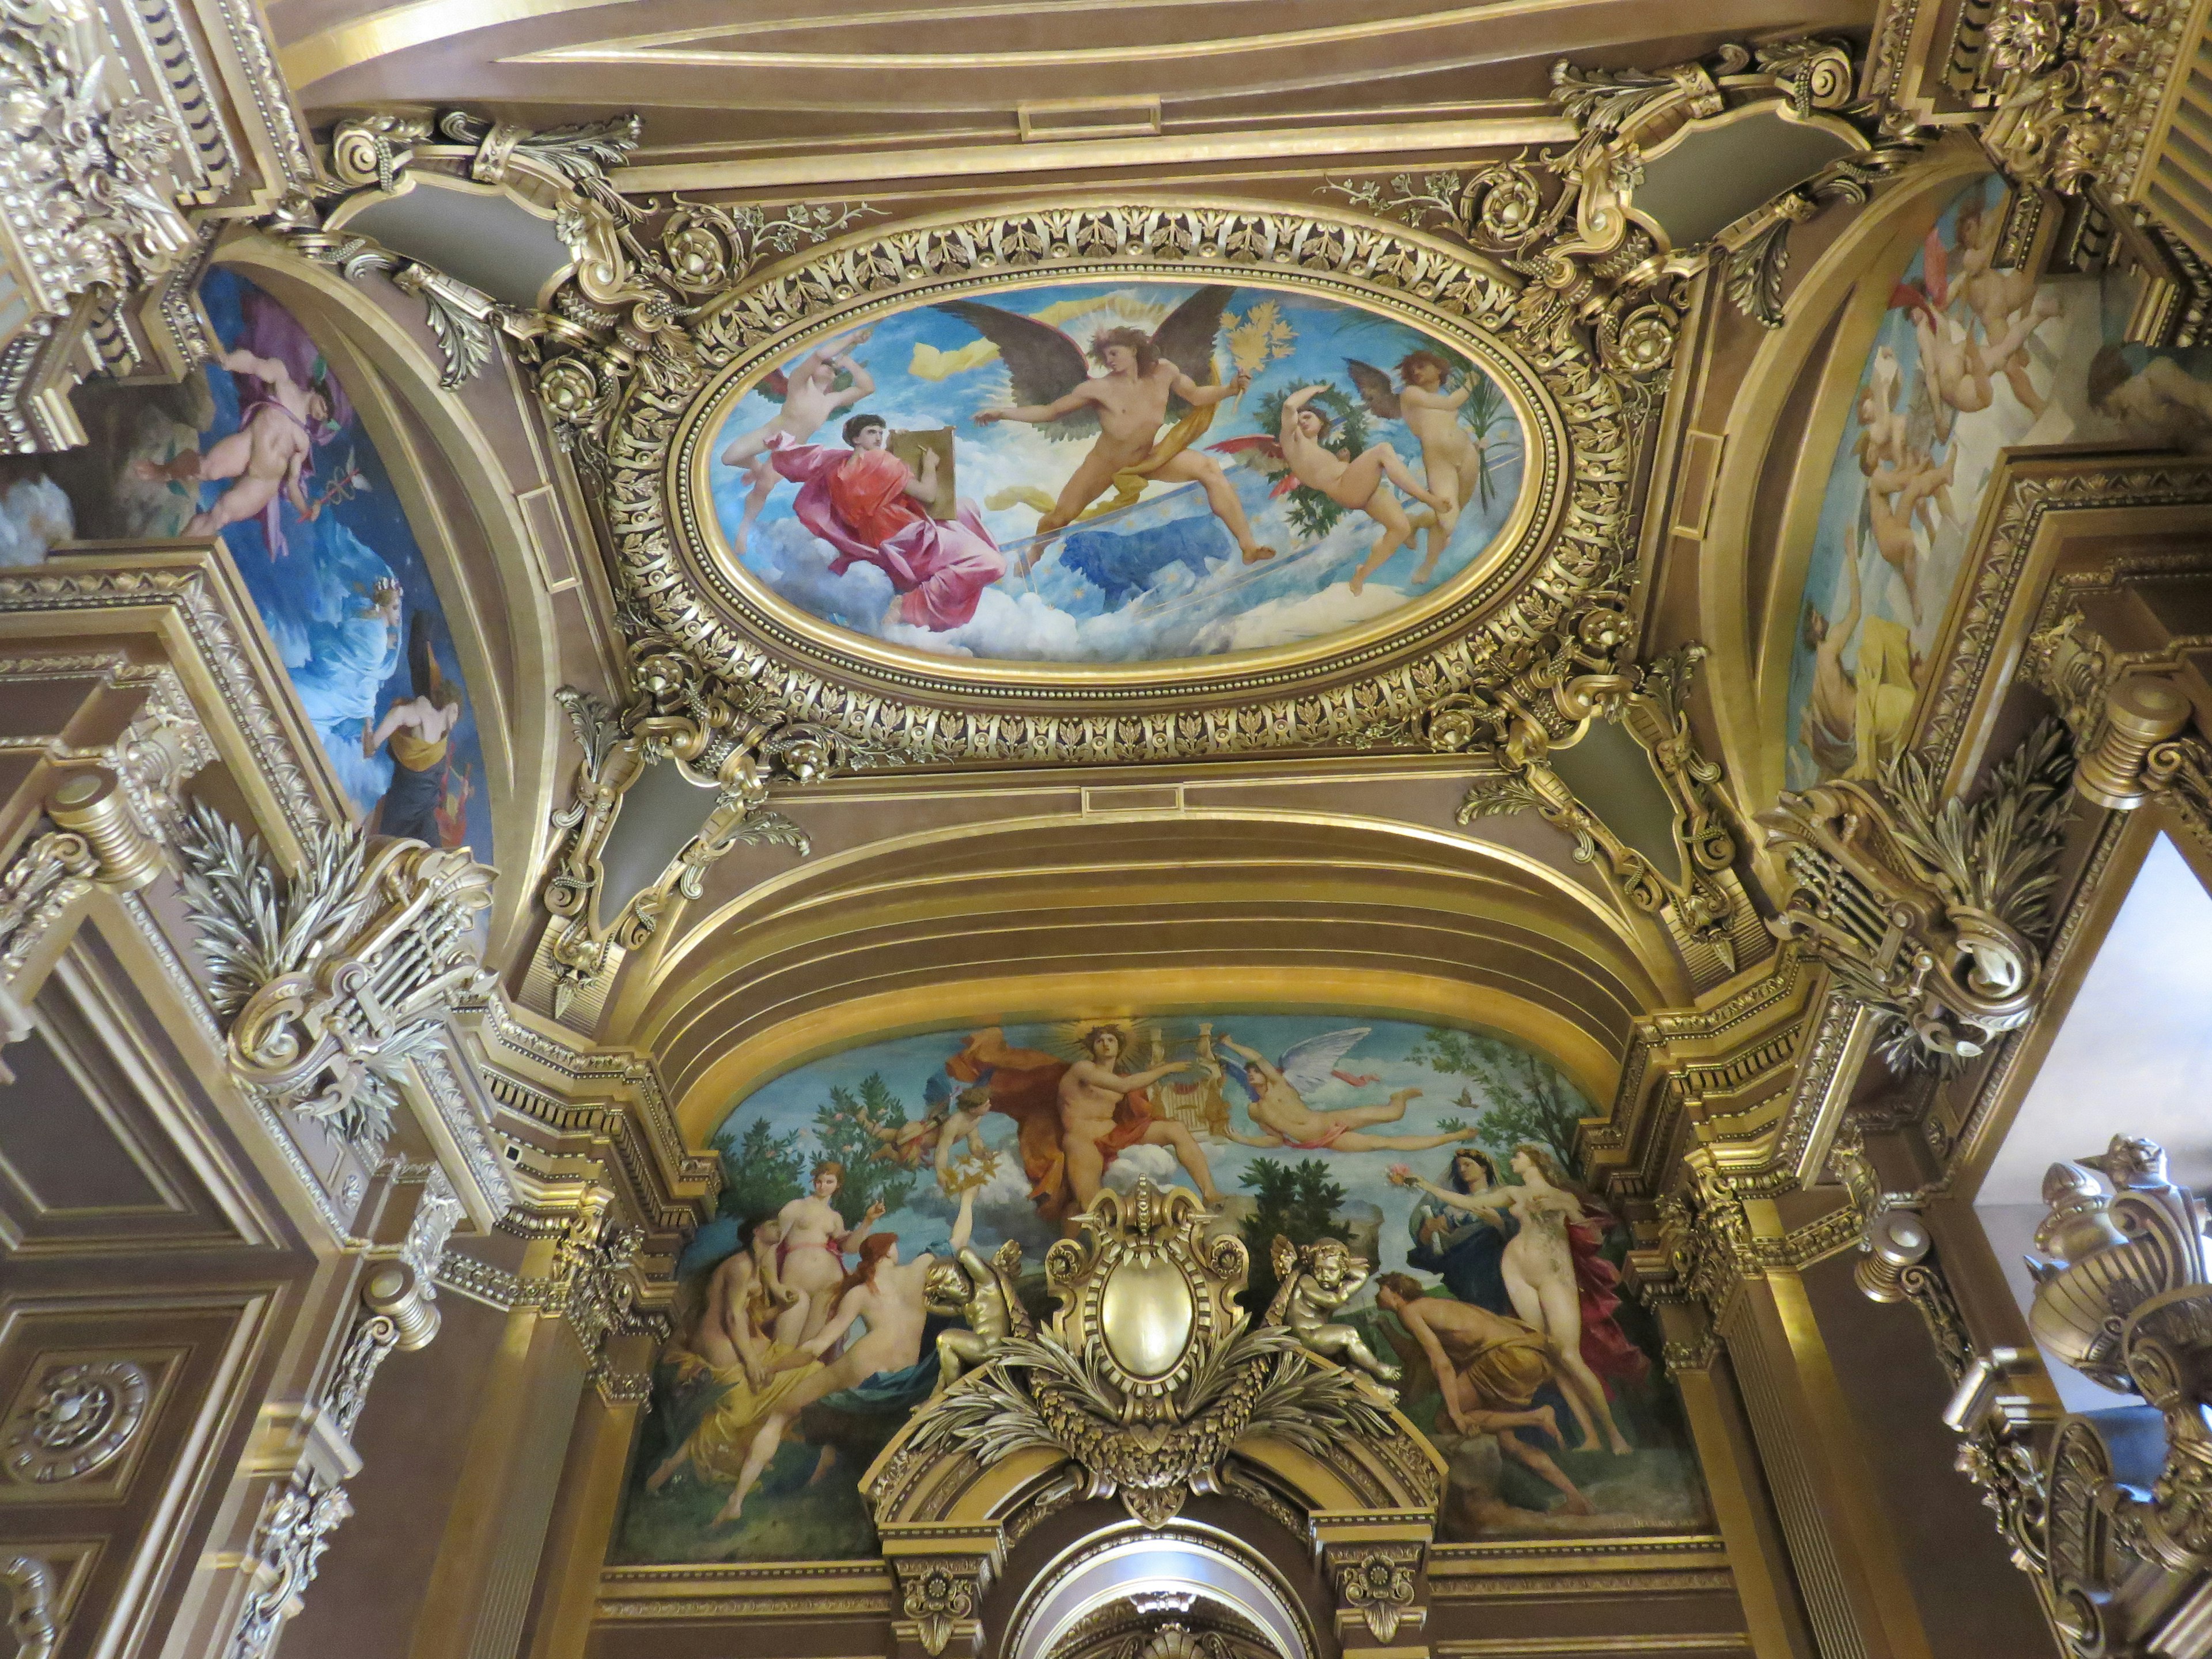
[271,0,1872,190]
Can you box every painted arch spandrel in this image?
[1783,175,2212,792]
[610,1016,1710,1565]
[703,281,1528,666]
[0,267,492,865]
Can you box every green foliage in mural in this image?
[1237,1156,1350,1313]
[815,1073,916,1226]
[715,1117,805,1225]
[1409,1030,1589,1171]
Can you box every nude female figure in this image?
[719,1185,976,1522]
[1390,1150,1633,1453]
[768,1161,884,1344]
[1278,386,1448,596]
[698,1218,800,1390]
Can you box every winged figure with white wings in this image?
[1215,1028,1479,1152]
[941,287,1277,566]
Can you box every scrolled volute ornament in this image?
[2024,1134,2212,1611]
[1762,719,2074,1070]
[174,800,497,1153]
[868,1179,1413,1529]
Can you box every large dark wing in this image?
[1150,286,1234,418]
[933,300,1094,438]
[1344,359,1401,422]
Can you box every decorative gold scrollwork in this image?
[868,1178,1423,1530]
[1761,720,2075,1070]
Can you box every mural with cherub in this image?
[610,1015,1709,1565]
[703,281,1527,665]
[1783,173,2212,793]
[0,267,490,863]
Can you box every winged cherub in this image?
[717,327,876,554]
[942,289,1277,566]
[925,1237,1032,1392]
[1346,352,1488,582]
[1267,1236,1402,1389]
[1215,1028,1479,1152]
[1277,386,1448,595]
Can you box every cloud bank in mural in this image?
[706,282,1527,667]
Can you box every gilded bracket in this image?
[1328,37,1916,339]
[1760,718,2076,1073]
[1435,641,1762,987]
[530,628,844,1022]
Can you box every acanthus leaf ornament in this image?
[867,1179,1419,1531]
[1761,719,2075,1071]
[173,800,497,1154]
[1335,1544,1422,1643]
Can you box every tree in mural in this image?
[815,1074,917,1226]
[715,1116,805,1224]
[1407,1031,1589,1172]
[1237,1156,1351,1313]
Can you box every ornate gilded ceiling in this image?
[12,1,2212,1657]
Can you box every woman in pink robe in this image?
[765,416,1005,632]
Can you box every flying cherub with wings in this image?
[942,288,1277,567]
[1214,1028,1480,1152]
[1346,352,1492,585]
[718,327,876,552]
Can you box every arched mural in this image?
[0,268,491,863]
[1784,175,2212,790]
[612,1014,1709,1564]
[703,281,1528,665]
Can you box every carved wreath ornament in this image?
[869,1180,1406,1529]
[576,200,1649,768]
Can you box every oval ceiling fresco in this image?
[696,280,1531,667]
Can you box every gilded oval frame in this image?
[673,267,1556,690]
[606,199,1652,765]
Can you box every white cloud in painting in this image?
[0,474,71,567]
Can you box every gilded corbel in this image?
[1440,643,1758,984]
[1761,719,2075,1071]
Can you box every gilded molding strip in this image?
[1916,461,2212,779]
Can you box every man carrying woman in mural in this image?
[714,1184,978,1525]
[1389,1145,1639,1455]
[647,1184,979,1528]
[763,412,1007,633]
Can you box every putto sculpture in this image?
[868,1179,1411,1529]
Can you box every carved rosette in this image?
[1334,1544,1421,1642]
[895,1556,986,1659]
[2,1359,149,1484]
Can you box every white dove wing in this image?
[1275,1028,1372,1097]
